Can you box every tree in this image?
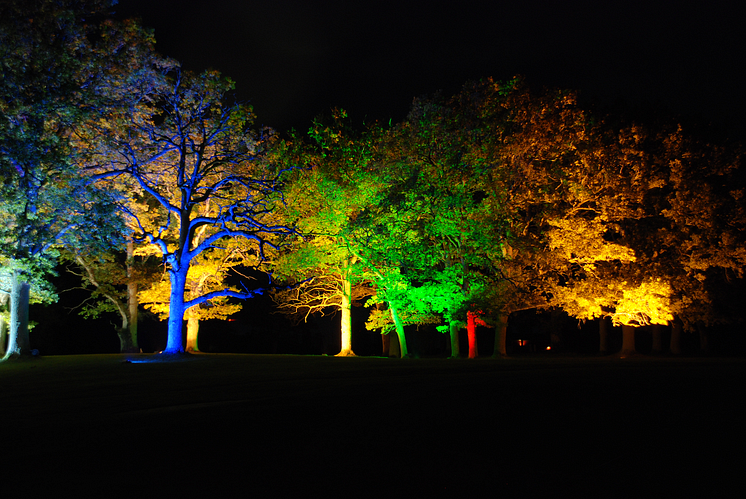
[0,0,155,358]
[139,231,250,353]
[368,79,547,358]
[62,238,157,352]
[269,114,380,356]
[547,117,746,355]
[93,69,294,354]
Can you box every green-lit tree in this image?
[269,113,380,356]
[365,79,536,358]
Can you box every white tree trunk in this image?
[4,270,31,359]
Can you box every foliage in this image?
[91,68,294,353]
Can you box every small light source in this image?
[546,346,551,351]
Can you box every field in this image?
[2,353,744,497]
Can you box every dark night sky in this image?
[113,0,746,134]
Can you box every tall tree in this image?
[269,114,380,356]
[93,69,294,354]
[0,0,157,358]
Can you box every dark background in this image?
[113,0,746,134]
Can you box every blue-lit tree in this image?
[94,69,294,354]
[0,0,160,358]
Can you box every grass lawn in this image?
[2,353,744,497]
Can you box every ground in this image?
[1,353,744,496]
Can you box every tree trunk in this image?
[492,313,508,358]
[126,239,139,352]
[381,332,390,357]
[165,268,188,353]
[389,303,408,358]
[698,324,710,354]
[336,266,355,356]
[117,327,136,353]
[389,330,401,358]
[186,313,200,353]
[651,324,664,354]
[620,324,636,357]
[466,311,478,359]
[670,319,683,355]
[448,321,460,358]
[0,315,6,357]
[4,270,31,359]
[599,316,611,354]
[550,309,562,350]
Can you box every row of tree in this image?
[269,83,745,358]
[2,0,743,359]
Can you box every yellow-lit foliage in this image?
[612,279,674,327]
[547,218,636,267]
[139,246,244,322]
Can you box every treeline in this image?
[1,1,743,359]
[269,82,745,358]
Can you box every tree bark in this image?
[126,239,139,352]
[336,265,355,356]
[651,324,664,354]
[698,324,710,354]
[467,311,479,359]
[3,270,31,359]
[381,332,390,357]
[389,303,408,358]
[670,319,683,355]
[388,330,401,358]
[165,267,188,353]
[599,316,611,354]
[492,313,508,358]
[0,315,6,357]
[186,313,200,353]
[448,321,460,358]
[620,324,637,357]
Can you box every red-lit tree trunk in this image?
[620,325,636,357]
[466,311,478,359]
[599,317,611,354]
[492,313,508,358]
